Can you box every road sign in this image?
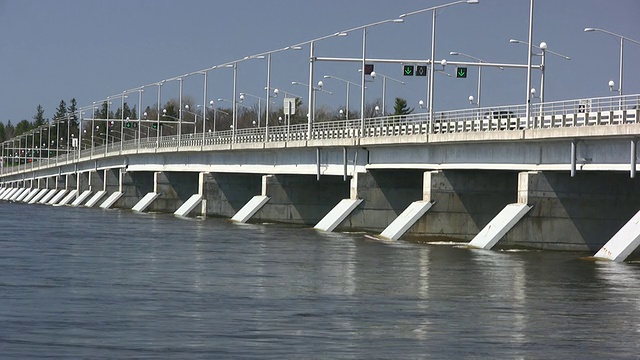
[416,65,427,76]
[403,65,414,76]
[284,98,296,115]
[456,67,468,78]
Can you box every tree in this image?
[0,122,6,142]
[53,100,67,122]
[52,100,68,144]
[15,119,32,136]
[393,97,413,116]
[5,120,15,139]
[67,98,79,134]
[33,104,46,128]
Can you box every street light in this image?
[220,56,265,141]
[199,100,229,134]
[509,40,570,105]
[584,27,640,99]
[400,0,479,132]
[370,71,405,115]
[287,32,348,139]
[292,81,332,122]
[239,92,274,128]
[267,87,303,99]
[163,74,189,147]
[218,98,252,130]
[247,46,302,138]
[322,75,362,120]
[449,51,504,108]
[182,104,201,135]
[334,18,404,134]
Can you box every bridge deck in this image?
[2,94,639,177]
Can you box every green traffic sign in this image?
[456,67,467,78]
[403,65,414,76]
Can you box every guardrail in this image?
[2,94,639,176]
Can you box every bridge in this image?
[2,94,640,262]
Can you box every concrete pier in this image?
[251,174,350,225]
[502,171,640,251]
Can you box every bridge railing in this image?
[3,94,640,177]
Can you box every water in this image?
[1,203,639,359]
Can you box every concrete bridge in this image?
[2,94,640,262]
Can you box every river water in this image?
[1,202,639,359]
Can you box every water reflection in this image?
[2,203,640,358]
[468,248,527,352]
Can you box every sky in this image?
[1,0,639,124]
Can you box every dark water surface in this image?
[1,203,639,359]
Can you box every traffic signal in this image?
[403,65,414,76]
[364,64,374,75]
[125,122,132,128]
[152,123,158,129]
[416,65,428,76]
[456,67,468,78]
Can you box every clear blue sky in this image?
[1,0,639,123]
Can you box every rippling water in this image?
[1,203,639,359]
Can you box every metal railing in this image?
[2,94,639,176]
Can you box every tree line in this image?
[1,96,415,143]
[0,99,79,143]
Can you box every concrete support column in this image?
[347,170,424,233]
[201,173,263,217]
[55,175,65,189]
[253,174,350,225]
[146,171,199,213]
[199,172,207,218]
[115,171,154,209]
[75,172,91,192]
[414,170,518,240]
[505,171,640,251]
[66,173,77,190]
[89,170,103,192]
[103,169,120,193]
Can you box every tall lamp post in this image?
[331,18,404,135]
[196,64,233,143]
[200,100,229,135]
[400,0,479,132]
[292,81,333,123]
[322,75,362,120]
[369,71,405,115]
[239,92,274,128]
[252,46,302,138]
[183,104,201,135]
[509,40,570,105]
[163,74,189,147]
[218,98,252,131]
[584,27,640,100]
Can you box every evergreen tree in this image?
[5,120,15,139]
[33,104,46,127]
[15,119,32,136]
[67,98,79,134]
[52,100,68,143]
[393,97,414,116]
[0,122,5,142]
[53,100,67,122]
